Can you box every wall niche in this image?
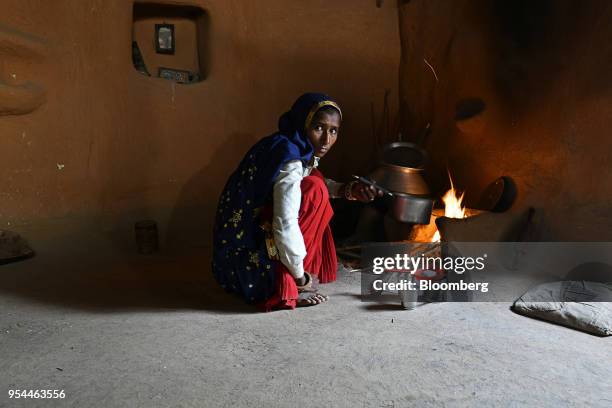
[132,2,209,84]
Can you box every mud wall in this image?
[398,0,612,240]
[0,0,399,249]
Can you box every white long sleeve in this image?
[272,160,307,279]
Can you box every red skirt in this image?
[262,169,337,311]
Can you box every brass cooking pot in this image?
[368,142,430,196]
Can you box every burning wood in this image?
[411,172,469,242]
[431,173,466,242]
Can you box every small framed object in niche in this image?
[155,23,175,54]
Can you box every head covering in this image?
[243,92,341,203]
[212,93,341,302]
[275,93,342,165]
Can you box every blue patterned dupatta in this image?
[212,93,342,303]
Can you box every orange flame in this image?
[432,172,466,242]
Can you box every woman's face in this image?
[306,110,341,158]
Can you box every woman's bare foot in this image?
[297,292,329,307]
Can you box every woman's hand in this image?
[348,181,385,203]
